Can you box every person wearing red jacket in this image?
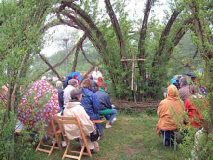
[184,85,205,128]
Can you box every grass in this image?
[30,111,186,160]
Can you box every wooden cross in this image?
[121,51,145,102]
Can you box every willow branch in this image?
[38,53,62,81]
[71,34,87,72]
[81,46,95,66]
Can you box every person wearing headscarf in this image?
[157,85,184,145]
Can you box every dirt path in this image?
[112,100,159,110]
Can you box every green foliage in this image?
[0,0,55,158]
[27,112,186,160]
[144,108,156,116]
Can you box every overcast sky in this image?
[41,0,169,57]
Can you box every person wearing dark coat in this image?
[96,83,117,129]
[56,81,64,113]
[81,79,102,133]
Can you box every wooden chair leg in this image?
[63,141,70,160]
[36,140,42,151]
[78,146,85,160]
[55,133,62,150]
[82,138,92,158]
[48,141,56,155]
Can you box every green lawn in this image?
[32,111,186,160]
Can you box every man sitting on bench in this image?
[96,83,117,129]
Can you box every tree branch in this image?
[166,18,193,56]
[60,1,108,58]
[38,53,62,81]
[138,0,153,59]
[81,46,95,66]
[35,33,86,80]
[151,9,183,67]
[157,10,181,56]
[138,0,154,77]
[193,47,199,59]
[71,34,87,72]
[11,52,31,112]
[104,0,126,57]
[171,56,193,70]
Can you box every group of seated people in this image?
[55,74,117,152]
[157,77,205,146]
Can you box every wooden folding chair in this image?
[56,116,92,160]
[36,119,62,155]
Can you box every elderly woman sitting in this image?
[63,89,99,152]
[157,84,184,146]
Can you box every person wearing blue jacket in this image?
[81,79,102,133]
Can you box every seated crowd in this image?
[157,76,205,147]
[52,69,117,153]
[6,68,206,158]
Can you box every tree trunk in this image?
[104,0,128,71]
[71,34,87,72]
[11,52,31,112]
[71,45,80,72]
[138,0,153,77]
[151,10,181,67]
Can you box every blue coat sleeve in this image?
[92,93,99,113]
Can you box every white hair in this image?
[56,81,63,89]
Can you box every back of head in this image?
[82,79,92,88]
[70,89,82,101]
[170,79,177,85]
[179,77,188,86]
[100,83,107,90]
[56,81,63,89]
[68,79,78,86]
[167,84,179,100]
[189,85,199,94]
